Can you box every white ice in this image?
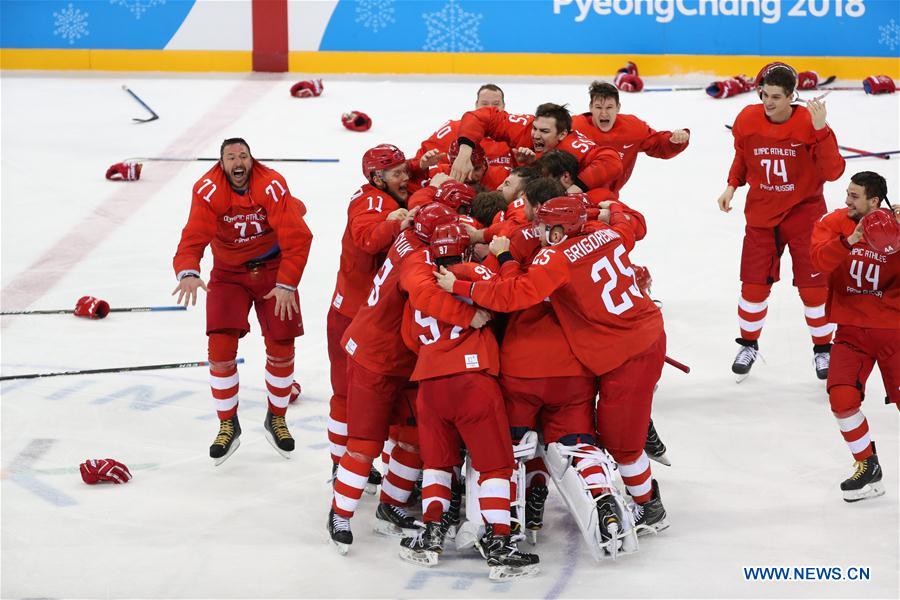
[1,71,898,599]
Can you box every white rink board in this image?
[1,72,898,599]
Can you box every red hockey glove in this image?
[290,79,323,98]
[342,111,372,132]
[105,161,142,181]
[862,208,900,255]
[863,75,896,95]
[632,265,652,295]
[614,72,644,93]
[80,459,132,484]
[705,76,754,99]
[618,61,639,77]
[74,296,111,319]
[289,381,301,404]
[796,71,819,90]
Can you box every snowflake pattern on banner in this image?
[355,0,395,33]
[109,0,167,20]
[878,18,900,51]
[422,0,483,52]
[53,3,89,45]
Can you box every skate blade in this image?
[489,564,540,581]
[734,372,751,383]
[263,430,292,460]
[525,528,539,545]
[212,438,241,467]
[399,547,439,567]
[636,517,670,537]
[373,519,419,538]
[843,481,886,502]
[330,538,350,555]
[648,452,671,466]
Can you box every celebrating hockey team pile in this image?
[170,64,900,582]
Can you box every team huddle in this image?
[171,62,900,581]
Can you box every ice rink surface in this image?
[1,71,898,599]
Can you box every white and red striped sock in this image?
[803,304,835,345]
[327,412,348,465]
[422,468,452,523]
[380,444,422,506]
[835,410,874,461]
[478,475,511,536]
[209,363,239,420]
[332,452,374,519]
[738,295,767,341]
[619,451,653,504]
[381,438,396,471]
[264,348,293,417]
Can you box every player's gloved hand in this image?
[290,79,323,98]
[74,296,111,319]
[632,265,653,295]
[342,111,372,132]
[796,71,819,90]
[706,76,753,99]
[862,208,900,255]
[80,459,132,484]
[863,75,896,95]
[614,72,644,93]
[105,161,142,181]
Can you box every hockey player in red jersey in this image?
[810,171,900,502]
[414,84,513,169]
[717,62,845,381]
[326,144,415,482]
[571,81,689,195]
[398,222,540,580]
[435,196,669,536]
[450,103,623,192]
[172,138,313,465]
[327,203,488,554]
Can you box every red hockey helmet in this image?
[430,222,471,259]
[362,144,406,181]
[434,181,477,212]
[448,139,487,167]
[862,208,900,255]
[534,196,587,238]
[413,202,459,243]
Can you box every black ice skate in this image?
[596,494,623,558]
[813,344,831,381]
[645,419,671,466]
[374,502,420,537]
[399,521,446,567]
[841,451,885,503]
[263,411,294,459]
[524,485,549,544]
[209,414,241,466]
[365,466,383,494]
[732,338,759,382]
[632,479,669,536]
[441,479,463,539]
[327,509,353,555]
[476,525,540,581]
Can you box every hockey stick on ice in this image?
[664,356,690,374]
[724,124,891,160]
[1,306,186,316]
[0,358,244,381]
[125,157,340,164]
[644,76,837,94]
[122,85,160,123]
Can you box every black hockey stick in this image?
[0,358,244,381]
[1,305,186,316]
[126,156,340,164]
[122,85,160,123]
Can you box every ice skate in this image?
[399,521,445,567]
[263,411,294,459]
[632,479,669,536]
[813,344,831,381]
[441,479,463,539]
[645,419,671,466]
[209,414,241,466]
[374,502,420,537]
[732,338,759,382]
[475,525,540,581]
[841,452,885,503]
[596,494,623,558]
[327,509,353,555]
[524,485,549,544]
[365,466,382,495]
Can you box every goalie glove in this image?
[863,75,896,95]
[105,161,142,181]
[290,79,323,98]
[342,111,373,132]
[705,76,754,99]
[74,296,111,319]
[80,459,132,484]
